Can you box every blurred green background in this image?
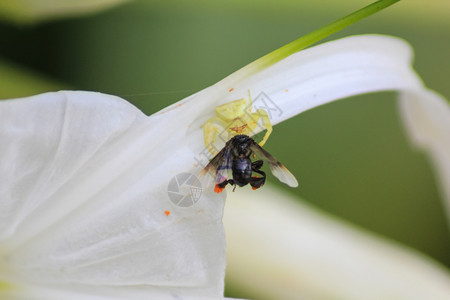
[1,0,449,298]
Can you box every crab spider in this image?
[202,91,273,155]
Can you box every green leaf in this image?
[247,0,401,74]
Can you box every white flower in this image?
[0,91,227,299]
[0,34,449,299]
[225,185,450,300]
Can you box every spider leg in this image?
[202,116,228,156]
[246,90,253,113]
[254,109,273,147]
[243,90,273,146]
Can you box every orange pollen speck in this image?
[178,103,182,107]
[164,210,171,216]
[285,89,289,92]
[228,88,234,92]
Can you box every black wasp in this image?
[202,134,298,193]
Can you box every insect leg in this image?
[251,160,264,170]
[250,161,266,190]
[214,179,234,193]
[249,174,265,190]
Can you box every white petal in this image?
[224,185,450,300]
[398,89,450,225]
[2,282,227,300]
[0,91,225,298]
[0,91,145,240]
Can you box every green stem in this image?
[250,0,401,72]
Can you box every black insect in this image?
[202,134,298,193]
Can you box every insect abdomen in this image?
[232,158,252,186]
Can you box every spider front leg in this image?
[254,109,273,147]
[202,116,227,156]
[245,90,273,147]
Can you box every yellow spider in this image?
[202,91,273,155]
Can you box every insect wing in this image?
[201,146,232,185]
[250,142,298,187]
[214,148,233,185]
